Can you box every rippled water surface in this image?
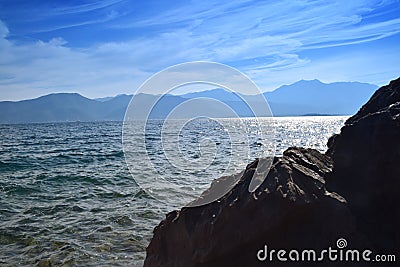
[0,116,347,266]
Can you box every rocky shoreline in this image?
[144,78,400,267]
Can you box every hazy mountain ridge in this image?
[0,93,130,124]
[265,79,378,115]
[0,80,378,123]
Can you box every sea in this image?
[0,116,348,266]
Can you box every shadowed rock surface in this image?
[326,77,400,255]
[144,78,400,267]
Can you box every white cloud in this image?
[0,0,399,100]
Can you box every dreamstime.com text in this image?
[257,238,396,263]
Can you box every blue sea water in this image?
[0,116,347,266]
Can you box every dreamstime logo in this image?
[122,62,275,208]
[336,238,347,249]
[257,238,397,263]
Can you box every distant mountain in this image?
[174,80,377,116]
[264,79,378,115]
[179,88,244,102]
[100,94,132,120]
[95,94,133,102]
[94,96,114,102]
[0,93,97,123]
[0,93,132,124]
[0,80,378,123]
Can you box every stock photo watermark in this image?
[122,61,275,208]
[257,238,396,263]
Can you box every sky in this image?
[0,0,399,100]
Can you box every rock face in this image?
[326,77,400,254]
[144,78,400,267]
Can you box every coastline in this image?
[144,77,400,267]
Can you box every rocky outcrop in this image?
[144,78,400,267]
[145,148,357,267]
[326,77,400,254]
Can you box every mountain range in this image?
[0,80,378,123]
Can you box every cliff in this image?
[144,78,400,267]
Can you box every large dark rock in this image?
[144,78,400,267]
[326,77,400,255]
[145,148,359,267]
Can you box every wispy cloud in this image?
[49,0,125,16]
[0,0,399,100]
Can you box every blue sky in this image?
[0,0,399,100]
